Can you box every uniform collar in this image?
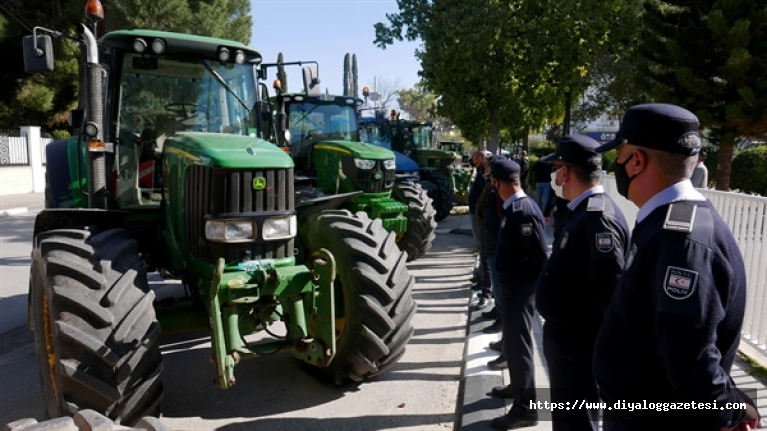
[636,180,706,223]
[567,185,604,211]
[502,189,528,210]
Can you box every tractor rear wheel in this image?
[29,228,163,425]
[418,169,453,222]
[302,210,416,385]
[391,181,437,261]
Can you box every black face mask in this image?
[615,153,637,199]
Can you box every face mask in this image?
[615,153,636,199]
[550,171,564,198]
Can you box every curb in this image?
[0,207,30,217]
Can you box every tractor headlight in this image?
[262,215,297,240]
[205,220,255,242]
[383,159,396,170]
[354,158,376,170]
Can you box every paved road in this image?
[0,213,35,335]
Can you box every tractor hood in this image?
[394,151,419,172]
[312,140,395,160]
[166,132,294,168]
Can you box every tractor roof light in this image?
[151,38,166,54]
[234,49,246,64]
[133,38,147,53]
[218,47,230,62]
[345,99,355,105]
[85,0,104,22]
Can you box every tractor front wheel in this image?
[418,169,453,222]
[301,210,416,385]
[29,228,163,425]
[391,181,437,261]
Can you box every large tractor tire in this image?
[29,228,163,425]
[418,169,454,222]
[391,181,437,261]
[301,210,417,385]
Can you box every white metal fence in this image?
[601,175,767,361]
[0,129,54,166]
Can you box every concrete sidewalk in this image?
[0,193,44,216]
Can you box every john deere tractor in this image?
[260,70,436,261]
[22,1,415,425]
[359,112,455,221]
[436,139,473,205]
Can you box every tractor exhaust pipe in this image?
[79,24,107,209]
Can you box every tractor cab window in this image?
[359,122,392,149]
[287,102,359,144]
[114,53,256,209]
[410,125,433,149]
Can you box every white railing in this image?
[601,175,767,361]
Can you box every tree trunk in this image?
[487,119,501,154]
[715,133,736,191]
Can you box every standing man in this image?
[690,149,708,188]
[536,135,630,431]
[488,159,548,430]
[593,104,759,430]
[469,150,493,308]
[533,158,552,211]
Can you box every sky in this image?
[249,0,422,99]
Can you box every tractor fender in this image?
[33,208,131,238]
[296,191,363,224]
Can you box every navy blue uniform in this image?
[536,192,629,431]
[496,193,548,414]
[594,200,747,429]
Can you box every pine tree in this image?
[343,53,351,96]
[352,54,359,98]
[277,52,288,92]
[638,0,767,190]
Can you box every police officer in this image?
[488,159,548,430]
[536,135,630,431]
[593,104,759,430]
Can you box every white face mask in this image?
[550,171,564,198]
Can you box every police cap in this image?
[541,134,602,170]
[596,103,701,156]
[490,158,521,182]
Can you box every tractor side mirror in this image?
[302,66,321,97]
[23,35,54,73]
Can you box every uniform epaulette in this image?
[663,203,696,233]
[587,196,604,212]
[513,200,523,212]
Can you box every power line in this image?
[0,1,33,33]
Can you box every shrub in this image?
[601,149,618,173]
[730,146,767,196]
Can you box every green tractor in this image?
[23,1,415,425]
[436,139,473,205]
[260,71,436,261]
[359,113,455,221]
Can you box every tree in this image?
[396,82,437,121]
[0,0,252,129]
[368,76,403,113]
[277,52,288,92]
[635,0,767,190]
[343,53,351,96]
[352,53,359,98]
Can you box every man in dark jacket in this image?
[469,150,493,308]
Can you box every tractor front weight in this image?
[207,249,337,389]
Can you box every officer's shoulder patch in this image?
[663,266,698,300]
[663,203,696,233]
[595,232,614,252]
[587,196,604,212]
[513,200,523,212]
[521,223,533,236]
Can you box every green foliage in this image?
[396,82,436,121]
[0,0,252,128]
[635,0,767,190]
[730,146,767,196]
[601,150,618,173]
[277,52,288,92]
[352,54,359,98]
[343,53,351,97]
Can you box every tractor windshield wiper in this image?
[201,60,250,113]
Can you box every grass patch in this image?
[736,351,767,385]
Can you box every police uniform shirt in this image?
[495,190,548,285]
[593,181,747,427]
[535,186,629,345]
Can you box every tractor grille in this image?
[356,161,395,193]
[185,166,295,263]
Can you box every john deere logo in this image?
[374,171,383,180]
[253,177,266,190]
